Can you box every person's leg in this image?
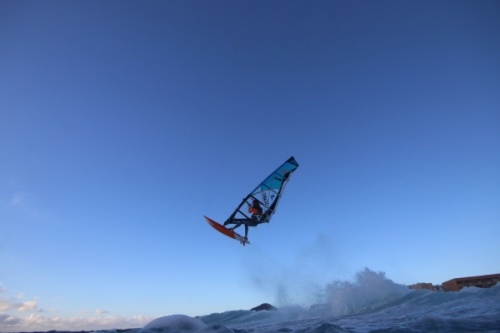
[223,220,235,226]
[230,222,242,230]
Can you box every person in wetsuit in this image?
[224,198,264,240]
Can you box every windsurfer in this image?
[248,198,263,217]
[224,198,264,240]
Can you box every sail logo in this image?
[262,192,269,206]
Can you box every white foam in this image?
[141,314,207,333]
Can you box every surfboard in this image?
[204,216,250,245]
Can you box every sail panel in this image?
[227,156,299,224]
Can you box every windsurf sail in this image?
[225,156,299,225]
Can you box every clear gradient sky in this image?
[1,1,499,331]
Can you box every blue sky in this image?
[1,0,499,331]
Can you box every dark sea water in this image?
[12,273,500,333]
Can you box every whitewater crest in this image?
[324,267,411,316]
[140,314,233,333]
[137,269,500,333]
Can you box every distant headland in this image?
[408,273,500,292]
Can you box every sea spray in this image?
[5,276,498,332]
[324,268,410,316]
